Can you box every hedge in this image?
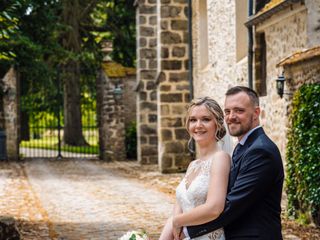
[286,83,320,225]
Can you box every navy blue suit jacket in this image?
[187,128,284,239]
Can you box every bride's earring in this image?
[188,137,195,153]
[215,130,219,141]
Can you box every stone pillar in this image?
[2,67,19,160]
[97,70,126,161]
[157,0,191,173]
[136,1,159,164]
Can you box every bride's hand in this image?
[172,225,181,240]
[172,217,182,240]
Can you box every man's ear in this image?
[253,106,260,121]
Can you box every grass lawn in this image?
[20,133,99,154]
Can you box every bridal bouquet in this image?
[118,230,149,240]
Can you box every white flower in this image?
[118,230,149,240]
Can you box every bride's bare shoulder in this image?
[214,150,231,164]
[213,150,231,161]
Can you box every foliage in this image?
[0,0,19,65]
[1,0,136,146]
[103,0,136,67]
[0,0,65,115]
[125,121,137,159]
[0,1,63,73]
[286,83,320,226]
[1,0,136,110]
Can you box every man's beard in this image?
[227,118,253,137]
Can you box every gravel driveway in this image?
[0,159,174,240]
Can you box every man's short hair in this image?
[226,86,259,106]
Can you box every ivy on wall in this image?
[286,83,320,226]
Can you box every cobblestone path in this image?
[0,159,174,240]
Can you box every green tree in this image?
[1,0,136,145]
[103,0,136,67]
[59,0,136,145]
[0,0,63,140]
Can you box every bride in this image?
[159,97,231,240]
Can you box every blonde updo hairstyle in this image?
[185,97,226,146]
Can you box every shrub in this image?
[125,121,137,159]
[286,83,320,226]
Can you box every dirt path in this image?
[0,159,174,239]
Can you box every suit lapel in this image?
[232,144,246,164]
[229,127,265,190]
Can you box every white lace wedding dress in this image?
[176,159,225,240]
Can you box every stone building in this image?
[135,0,320,172]
[246,0,320,155]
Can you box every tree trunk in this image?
[61,0,88,146]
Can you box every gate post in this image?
[2,67,19,160]
[97,63,126,161]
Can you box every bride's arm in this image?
[159,202,183,240]
[160,161,191,240]
[173,201,183,216]
[173,151,230,227]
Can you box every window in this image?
[254,32,267,96]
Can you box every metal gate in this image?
[19,67,99,159]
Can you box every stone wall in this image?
[192,0,247,109]
[136,0,159,164]
[136,0,192,171]
[286,58,320,90]
[157,0,191,173]
[282,55,320,113]
[255,3,308,158]
[305,0,320,46]
[191,0,247,150]
[191,0,319,163]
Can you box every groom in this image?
[182,86,284,239]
